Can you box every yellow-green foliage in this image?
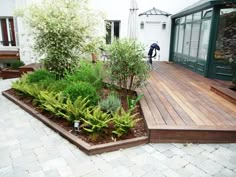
[81,107,112,134]
[112,108,139,137]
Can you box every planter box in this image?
[1,69,21,79]
[2,90,148,155]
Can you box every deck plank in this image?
[139,62,236,142]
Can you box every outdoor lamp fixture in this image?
[140,21,144,29]
[162,22,166,29]
[74,120,80,134]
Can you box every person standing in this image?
[147,41,160,67]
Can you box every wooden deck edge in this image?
[149,128,236,143]
[2,90,148,155]
[149,125,236,131]
[210,85,236,105]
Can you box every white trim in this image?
[6,18,11,46]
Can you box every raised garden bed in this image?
[2,88,148,155]
[1,68,21,79]
[211,85,236,105]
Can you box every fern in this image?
[81,107,112,134]
[112,108,139,137]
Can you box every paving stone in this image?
[181,144,204,156]
[57,166,73,177]
[162,169,181,177]
[143,170,166,177]
[29,170,45,177]
[213,168,236,177]
[44,169,60,177]
[10,149,22,159]
[0,166,13,177]
[82,170,104,177]
[196,159,224,175]
[162,156,189,170]
[141,144,156,153]
[129,166,147,177]
[201,151,236,170]
[150,143,174,152]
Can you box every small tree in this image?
[108,39,149,93]
[17,0,101,78]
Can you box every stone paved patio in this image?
[0,79,236,177]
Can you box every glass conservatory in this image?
[169,0,236,81]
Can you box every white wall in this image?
[0,0,15,17]
[138,15,171,60]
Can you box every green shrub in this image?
[81,107,112,134]
[66,61,105,90]
[62,82,99,105]
[17,0,103,78]
[112,108,139,137]
[27,70,56,84]
[10,60,25,69]
[99,93,121,113]
[48,79,70,92]
[108,39,149,92]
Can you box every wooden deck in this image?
[139,62,236,143]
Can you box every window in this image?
[183,23,191,55]
[177,24,184,53]
[198,19,211,60]
[190,21,201,57]
[0,17,16,47]
[214,8,236,60]
[140,21,144,29]
[105,20,120,44]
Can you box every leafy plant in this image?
[12,75,40,98]
[17,0,103,78]
[112,108,139,137]
[81,107,112,134]
[99,93,121,113]
[36,91,65,117]
[127,94,143,110]
[108,39,149,93]
[58,96,90,122]
[66,61,106,90]
[10,60,25,69]
[27,69,56,84]
[62,81,99,105]
[48,79,71,92]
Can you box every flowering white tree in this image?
[17,0,103,78]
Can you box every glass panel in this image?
[177,24,184,53]
[180,17,185,24]
[203,8,213,18]
[214,8,236,60]
[186,15,192,23]
[105,21,111,44]
[175,18,180,25]
[198,19,211,60]
[190,21,201,57]
[183,24,191,55]
[174,25,179,53]
[193,12,201,21]
[113,21,120,39]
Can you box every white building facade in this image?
[0,0,172,67]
